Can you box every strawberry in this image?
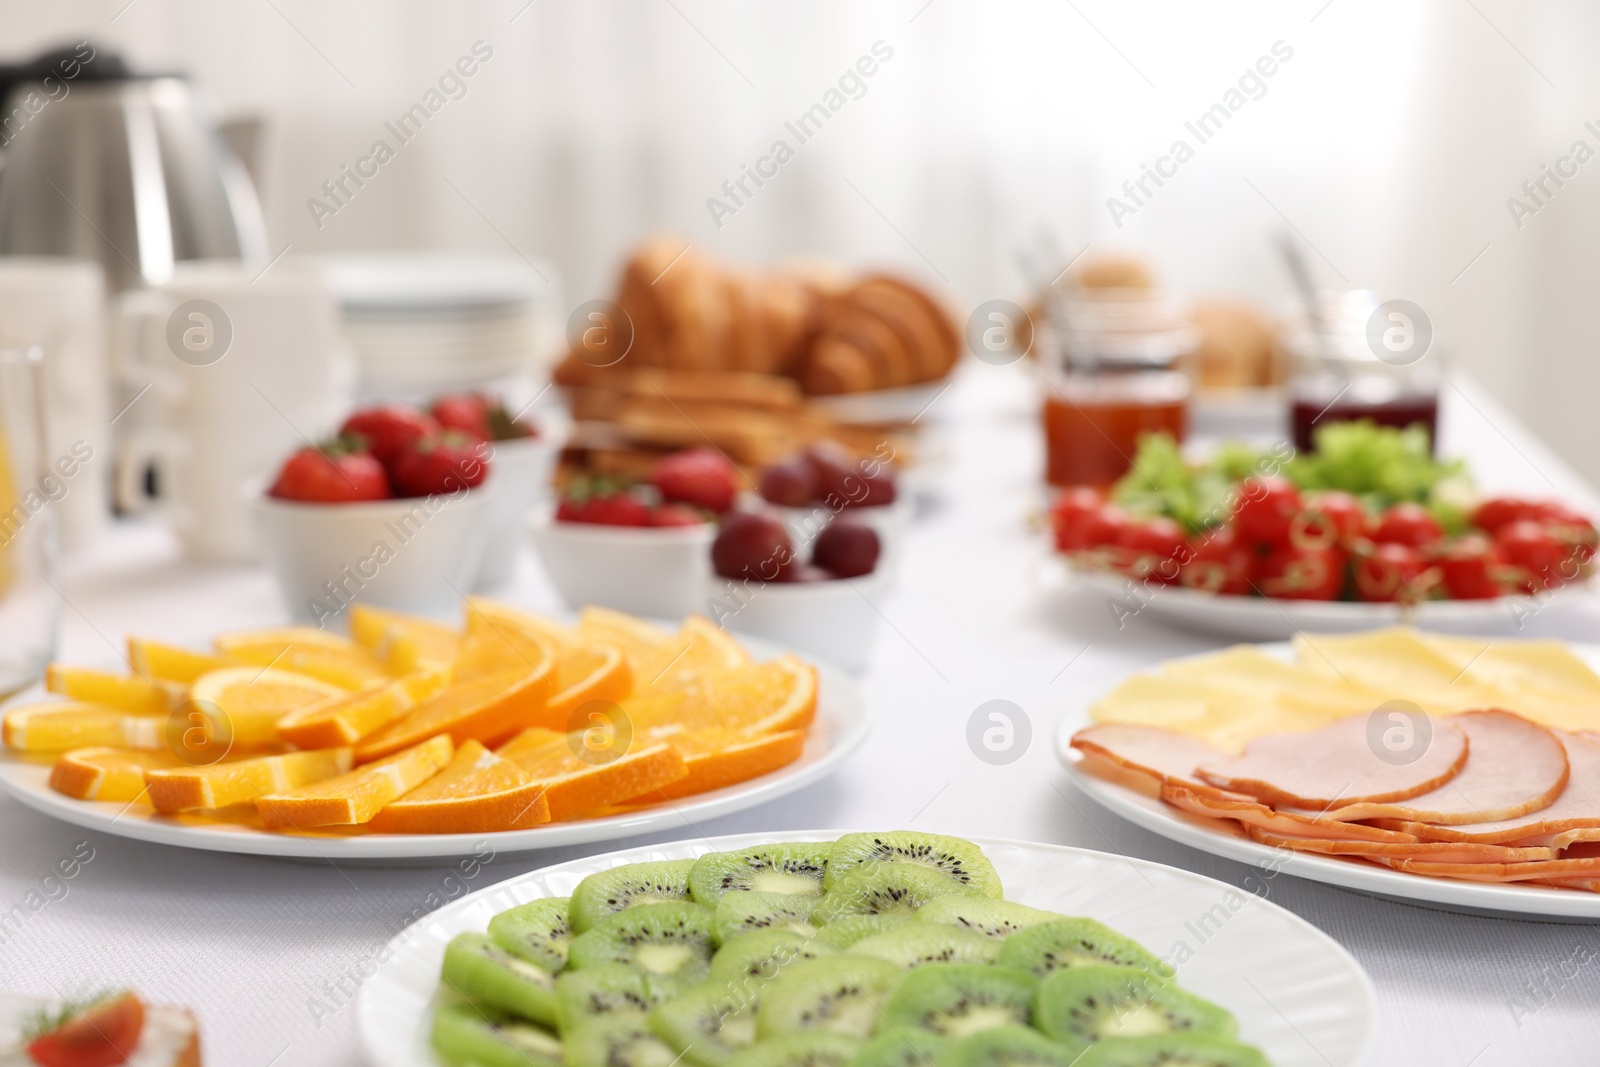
[389,433,490,497]
[556,484,652,526]
[339,405,440,467]
[430,394,493,441]
[651,447,739,513]
[269,437,390,503]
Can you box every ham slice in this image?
[1244,825,1558,865]
[1375,855,1600,883]
[1197,714,1468,806]
[1308,710,1568,825]
[1070,724,1232,798]
[1374,730,1600,846]
[1162,781,1422,843]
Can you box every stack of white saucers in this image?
[315,253,562,398]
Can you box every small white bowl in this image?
[527,508,715,618]
[475,434,562,590]
[246,476,494,623]
[705,568,886,673]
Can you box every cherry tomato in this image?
[1118,516,1188,584]
[1437,534,1506,600]
[1539,506,1599,564]
[1372,502,1444,548]
[1296,491,1367,548]
[27,992,144,1067]
[1473,496,1546,534]
[1180,526,1254,595]
[1354,542,1434,602]
[1497,520,1577,593]
[1256,545,1346,600]
[1231,476,1302,545]
[1049,488,1105,552]
[1081,504,1133,549]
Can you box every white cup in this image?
[0,257,109,549]
[114,260,350,562]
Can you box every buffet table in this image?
[0,362,1594,1066]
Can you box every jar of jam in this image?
[1041,290,1196,488]
[1286,290,1441,455]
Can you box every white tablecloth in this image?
[1,362,1596,1066]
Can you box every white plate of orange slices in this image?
[0,601,870,862]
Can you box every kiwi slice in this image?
[555,963,668,1031]
[824,833,1003,898]
[568,901,716,989]
[754,956,903,1039]
[488,896,573,972]
[709,929,836,985]
[1076,1033,1271,1067]
[850,1030,951,1067]
[811,865,975,924]
[938,1025,1087,1066]
[715,890,819,943]
[998,919,1173,979]
[439,932,558,1027]
[848,924,1000,968]
[563,1015,681,1067]
[1034,966,1237,1045]
[570,860,695,932]
[912,896,1062,941]
[880,962,1037,1039]
[809,914,910,949]
[648,982,761,1065]
[431,1001,562,1067]
[724,1029,862,1066]
[690,843,831,904]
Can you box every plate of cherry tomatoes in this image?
[1046,478,1599,639]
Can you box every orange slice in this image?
[649,729,808,802]
[465,597,576,647]
[577,607,672,678]
[495,727,688,820]
[634,615,752,694]
[257,735,453,828]
[49,747,184,802]
[127,638,226,685]
[546,643,631,719]
[453,615,559,684]
[367,739,551,834]
[355,660,557,764]
[275,670,449,749]
[348,604,461,674]
[636,655,817,736]
[146,748,352,812]
[189,666,347,748]
[44,666,175,715]
[214,627,389,690]
[3,702,164,752]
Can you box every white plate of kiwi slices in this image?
[0,638,870,863]
[355,830,1376,1067]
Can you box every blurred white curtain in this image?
[6,0,1599,477]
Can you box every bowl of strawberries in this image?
[250,403,497,622]
[529,446,736,618]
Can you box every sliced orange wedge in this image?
[49,747,184,802]
[636,655,817,736]
[495,727,687,820]
[452,615,559,684]
[650,729,807,802]
[275,670,449,749]
[257,735,453,828]
[3,702,164,753]
[546,643,632,718]
[576,607,672,678]
[355,659,557,764]
[146,747,352,812]
[465,597,576,647]
[45,666,175,715]
[633,615,752,694]
[127,637,226,685]
[214,627,390,690]
[348,604,461,674]
[367,739,551,834]
[189,666,347,748]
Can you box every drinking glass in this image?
[0,346,60,698]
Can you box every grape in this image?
[760,459,818,507]
[712,512,794,581]
[812,521,880,578]
[802,442,857,504]
[842,471,897,508]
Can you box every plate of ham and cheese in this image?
[1056,628,1600,919]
